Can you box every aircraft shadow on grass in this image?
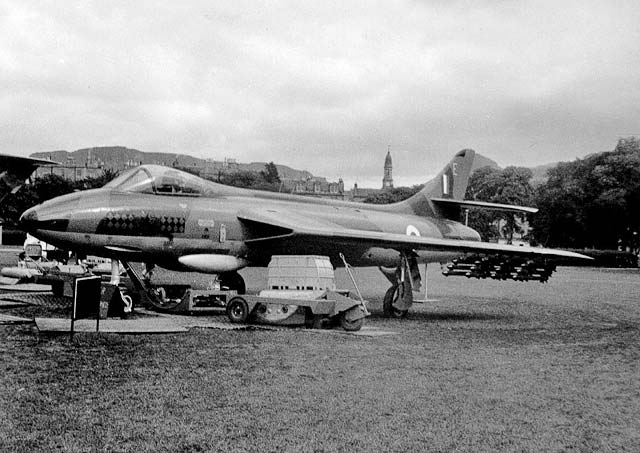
[366,310,509,323]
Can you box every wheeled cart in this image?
[118,255,369,330]
[226,289,368,331]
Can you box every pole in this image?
[423,263,428,300]
[110,259,120,285]
[414,263,436,303]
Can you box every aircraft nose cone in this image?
[19,207,39,232]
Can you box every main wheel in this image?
[339,312,364,331]
[382,285,408,318]
[220,272,246,294]
[226,297,250,323]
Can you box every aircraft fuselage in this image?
[20,185,479,271]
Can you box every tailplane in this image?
[389,149,475,218]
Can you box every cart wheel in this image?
[227,297,249,323]
[382,284,408,318]
[339,312,364,332]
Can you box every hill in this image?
[470,153,500,172]
[30,146,313,181]
[30,146,604,188]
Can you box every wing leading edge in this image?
[237,209,591,261]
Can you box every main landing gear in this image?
[382,281,411,318]
[380,252,422,318]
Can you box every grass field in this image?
[1,256,639,451]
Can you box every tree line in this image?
[2,169,119,229]
[465,137,640,252]
[361,138,640,252]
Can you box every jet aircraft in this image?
[19,149,590,316]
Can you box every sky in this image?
[1,1,639,188]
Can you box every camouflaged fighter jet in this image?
[19,149,590,317]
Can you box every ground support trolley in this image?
[226,289,368,331]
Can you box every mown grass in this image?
[1,265,640,451]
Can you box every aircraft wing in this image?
[431,198,539,214]
[237,209,591,261]
[0,154,56,201]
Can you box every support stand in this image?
[70,275,102,340]
[413,263,438,303]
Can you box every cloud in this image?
[1,0,639,187]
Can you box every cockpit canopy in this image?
[104,165,214,196]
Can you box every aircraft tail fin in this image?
[390,149,475,218]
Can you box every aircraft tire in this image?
[339,312,364,331]
[226,297,250,323]
[382,285,408,318]
[220,272,246,294]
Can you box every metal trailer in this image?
[117,255,369,331]
[225,289,368,331]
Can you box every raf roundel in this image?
[406,225,420,236]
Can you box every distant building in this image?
[34,152,104,181]
[281,177,345,199]
[346,150,394,201]
[282,150,394,200]
[200,158,241,180]
[29,147,396,203]
[348,183,381,202]
[382,150,393,189]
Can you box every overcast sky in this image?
[1,1,639,187]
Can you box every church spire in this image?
[382,146,394,190]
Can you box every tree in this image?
[532,161,589,247]
[2,174,75,227]
[532,137,640,250]
[465,166,535,242]
[260,162,281,184]
[75,168,119,190]
[2,171,120,227]
[206,165,282,192]
[363,185,423,204]
[32,173,76,200]
[218,170,259,188]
